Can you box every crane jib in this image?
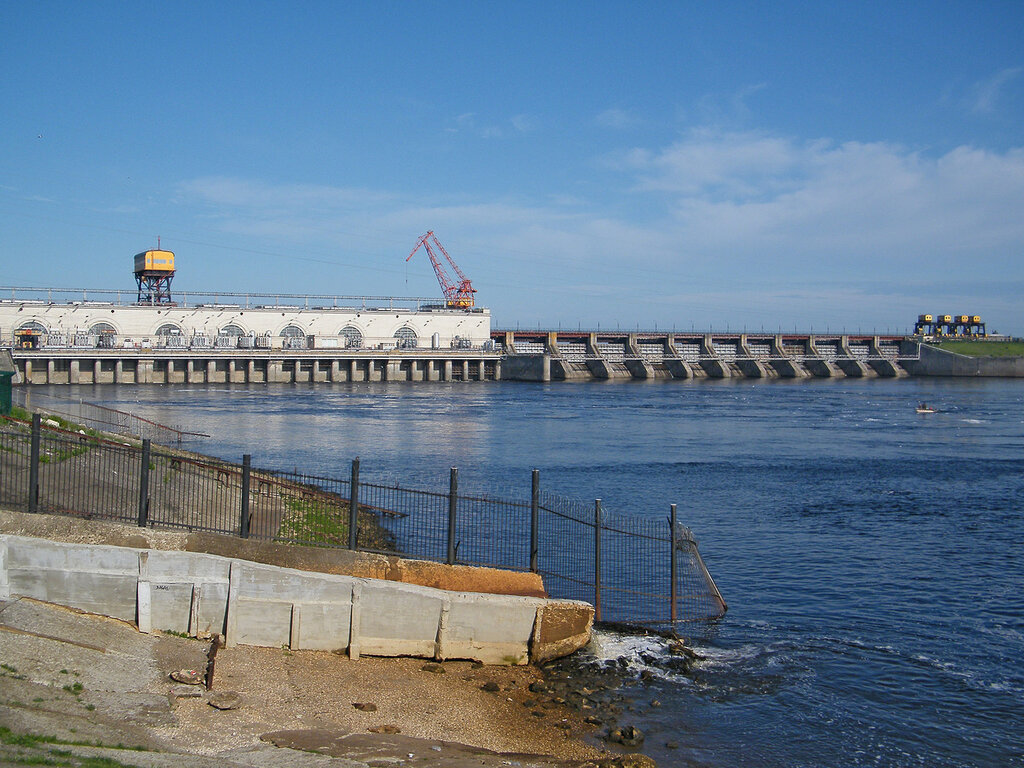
[406,231,477,309]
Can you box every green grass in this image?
[276,495,351,547]
[0,727,149,754]
[931,340,1024,357]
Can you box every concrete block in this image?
[193,582,229,636]
[7,537,137,577]
[9,568,137,621]
[531,601,594,664]
[146,549,231,585]
[235,561,354,605]
[293,601,353,651]
[232,598,294,648]
[439,594,540,665]
[357,581,444,658]
[149,582,195,634]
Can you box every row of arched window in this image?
[13,321,426,348]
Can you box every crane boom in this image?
[406,231,476,308]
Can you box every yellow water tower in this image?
[134,248,176,304]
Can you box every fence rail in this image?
[0,416,727,627]
[12,390,209,445]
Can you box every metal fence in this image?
[0,416,726,626]
[12,390,209,445]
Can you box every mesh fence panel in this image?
[0,421,727,625]
[359,481,449,560]
[536,494,598,607]
[37,432,137,523]
[0,426,31,510]
[146,448,246,534]
[454,493,532,570]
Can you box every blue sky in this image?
[2,2,1022,334]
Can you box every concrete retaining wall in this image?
[0,510,548,598]
[899,343,1024,377]
[0,534,592,665]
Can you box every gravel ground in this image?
[0,598,651,768]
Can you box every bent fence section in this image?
[0,417,726,627]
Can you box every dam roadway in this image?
[6,331,918,385]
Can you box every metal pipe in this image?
[348,458,360,550]
[530,469,540,573]
[447,467,458,564]
[594,499,602,623]
[137,439,151,528]
[239,455,251,538]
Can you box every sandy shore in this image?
[0,597,652,768]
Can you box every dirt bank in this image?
[1,598,651,768]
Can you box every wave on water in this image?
[585,630,783,682]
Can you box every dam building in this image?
[0,286,496,385]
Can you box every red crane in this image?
[406,231,477,309]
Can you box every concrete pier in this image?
[9,350,501,386]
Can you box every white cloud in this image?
[171,128,1024,331]
[614,130,1024,269]
[967,67,1022,114]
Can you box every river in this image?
[30,377,1024,767]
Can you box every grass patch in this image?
[277,495,351,547]
[159,629,192,639]
[276,493,396,551]
[931,340,1024,357]
[0,727,149,754]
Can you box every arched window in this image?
[220,324,245,336]
[339,326,363,348]
[156,323,182,336]
[16,321,47,333]
[89,322,117,335]
[280,325,305,338]
[394,326,417,348]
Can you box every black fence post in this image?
[530,469,540,573]
[447,467,458,564]
[239,454,251,539]
[594,499,602,623]
[348,457,360,550]
[670,503,678,624]
[137,439,151,528]
[28,414,41,514]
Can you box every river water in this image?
[33,377,1024,767]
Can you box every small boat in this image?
[916,402,936,414]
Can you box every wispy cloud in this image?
[595,108,642,130]
[511,114,538,133]
[445,112,536,138]
[966,67,1022,114]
